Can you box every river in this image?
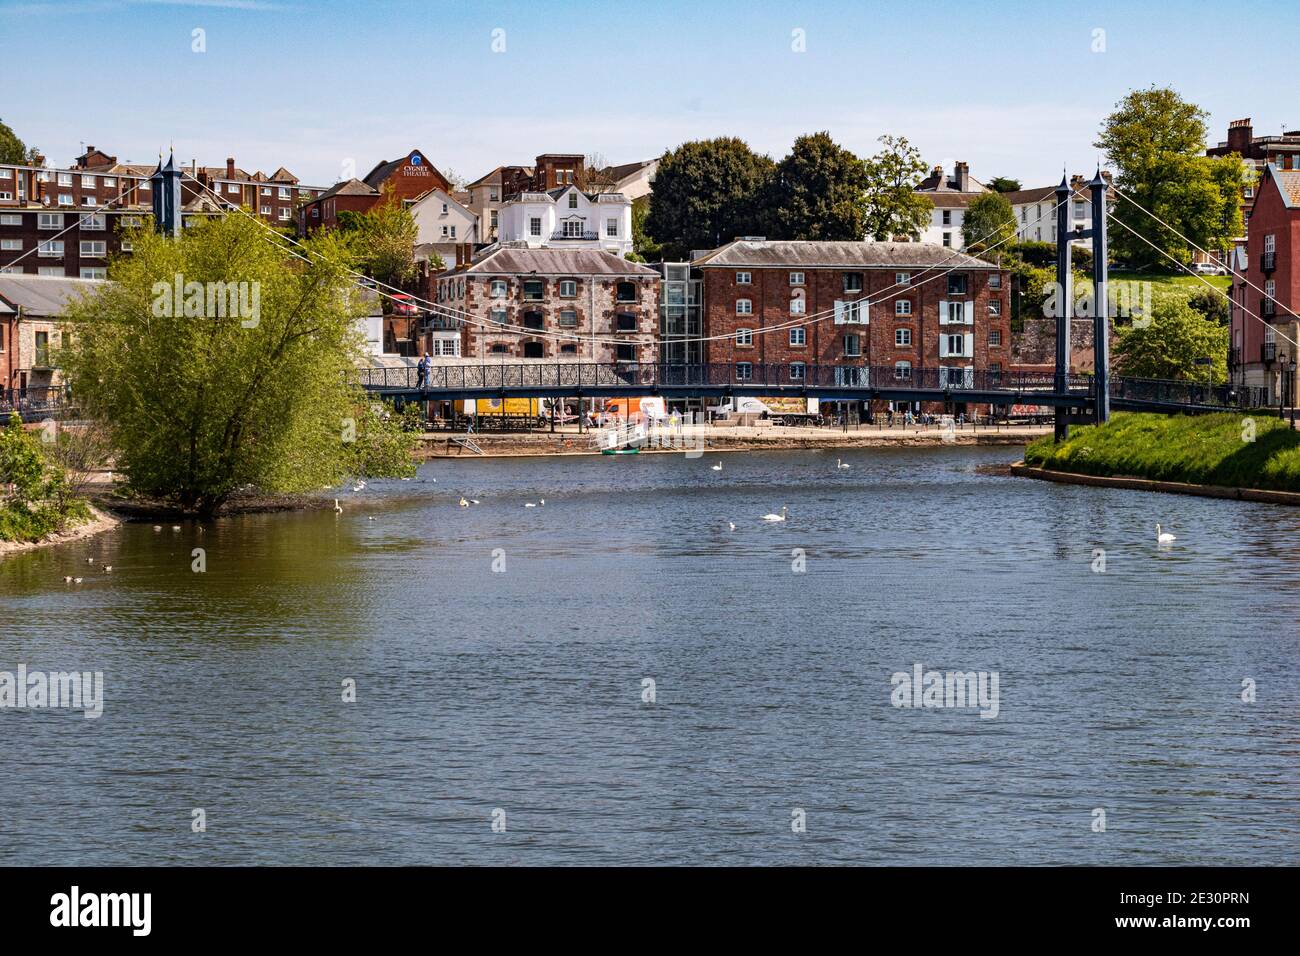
[2,446,1298,865]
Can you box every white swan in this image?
[333,499,343,513]
[711,462,722,471]
[728,521,736,531]
[459,497,470,508]
[524,502,537,508]
[837,458,850,470]
[761,506,788,522]
[1156,523,1176,545]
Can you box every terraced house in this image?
[694,239,1009,416]
[434,248,659,362]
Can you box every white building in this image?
[496,185,633,257]
[408,187,479,267]
[1004,175,1113,253]
[913,162,988,248]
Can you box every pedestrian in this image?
[416,353,430,390]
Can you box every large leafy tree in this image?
[0,118,38,165]
[962,192,1017,249]
[1113,299,1228,382]
[340,194,423,286]
[645,138,775,260]
[765,132,869,240]
[986,177,1022,193]
[1096,87,1246,269]
[61,214,412,515]
[861,135,933,241]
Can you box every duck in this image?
[63,575,73,584]
[524,502,537,508]
[101,565,112,573]
[367,516,376,521]
[86,556,95,564]
[761,507,789,522]
[837,458,851,470]
[1156,523,1176,545]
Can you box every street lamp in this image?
[1289,358,1298,425]
[1278,352,1291,420]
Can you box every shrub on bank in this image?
[1024,412,1300,493]
[0,413,92,542]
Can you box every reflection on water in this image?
[1,446,1298,865]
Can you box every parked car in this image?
[1194,262,1227,276]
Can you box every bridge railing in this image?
[0,386,73,421]
[1109,376,1267,408]
[356,363,1097,394]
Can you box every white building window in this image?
[79,240,106,257]
[789,272,804,285]
[559,280,577,297]
[789,362,805,381]
[529,217,542,237]
[57,172,73,186]
[736,298,752,315]
[228,184,240,194]
[895,361,912,379]
[895,272,911,286]
[606,218,618,237]
[38,213,65,230]
[0,239,21,251]
[735,328,753,346]
[82,214,105,230]
[790,327,805,346]
[736,271,751,284]
[895,327,912,347]
[0,214,21,225]
[843,334,861,357]
[38,240,64,258]
[80,267,107,279]
[895,299,912,316]
[735,362,753,380]
[490,280,507,297]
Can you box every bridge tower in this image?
[150,151,184,238]
[1053,168,1111,441]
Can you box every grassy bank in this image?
[1024,412,1300,493]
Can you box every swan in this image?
[333,499,343,513]
[459,497,470,507]
[1156,523,1176,545]
[63,576,73,584]
[837,459,850,470]
[171,525,181,532]
[352,480,366,492]
[761,506,788,522]
[101,565,112,573]
[86,557,95,564]
[728,521,736,531]
[524,502,537,508]
[152,525,162,532]
[711,462,722,471]
[367,516,376,521]
[73,577,83,585]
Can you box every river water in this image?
[1,446,1298,865]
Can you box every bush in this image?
[0,413,93,541]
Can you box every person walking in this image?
[417,353,430,391]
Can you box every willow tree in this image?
[61,213,409,515]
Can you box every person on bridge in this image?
[417,354,430,391]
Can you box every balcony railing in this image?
[550,230,599,241]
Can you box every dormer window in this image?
[568,193,578,209]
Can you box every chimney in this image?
[955,161,971,192]
[1227,118,1253,154]
[226,157,236,178]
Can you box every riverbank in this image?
[419,422,1051,458]
[1022,411,1300,494]
[0,505,120,557]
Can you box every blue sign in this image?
[411,154,422,165]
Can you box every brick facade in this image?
[695,240,1009,410]
[435,248,659,362]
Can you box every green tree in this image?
[987,177,1022,193]
[0,118,37,165]
[861,135,933,241]
[631,195,661,261]
[0,413,90,542]
[349,195,422,287]
[962,192,1017,249]
[765,132,869,240]
[645,138,775,260]
[61,214,410,516]
[1113,299,1229,382]
[1096,87,1246,269]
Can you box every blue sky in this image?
[1,0,1293,188]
